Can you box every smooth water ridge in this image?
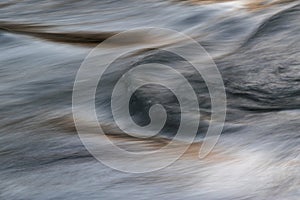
[0,0,299,199]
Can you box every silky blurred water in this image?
[0,0,299,199]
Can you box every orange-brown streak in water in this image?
[42,114,235,163]
[0,22,118,47]
[175,0,298,11]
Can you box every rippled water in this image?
[0,0,299,199]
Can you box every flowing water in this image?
[0,0,299,199]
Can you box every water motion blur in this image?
[0,0,299,199]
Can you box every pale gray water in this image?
[0,0,299,199]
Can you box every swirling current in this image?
[0,0,299,199]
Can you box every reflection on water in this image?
[0,0,299,199]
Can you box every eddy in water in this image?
[0,0,299,199]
